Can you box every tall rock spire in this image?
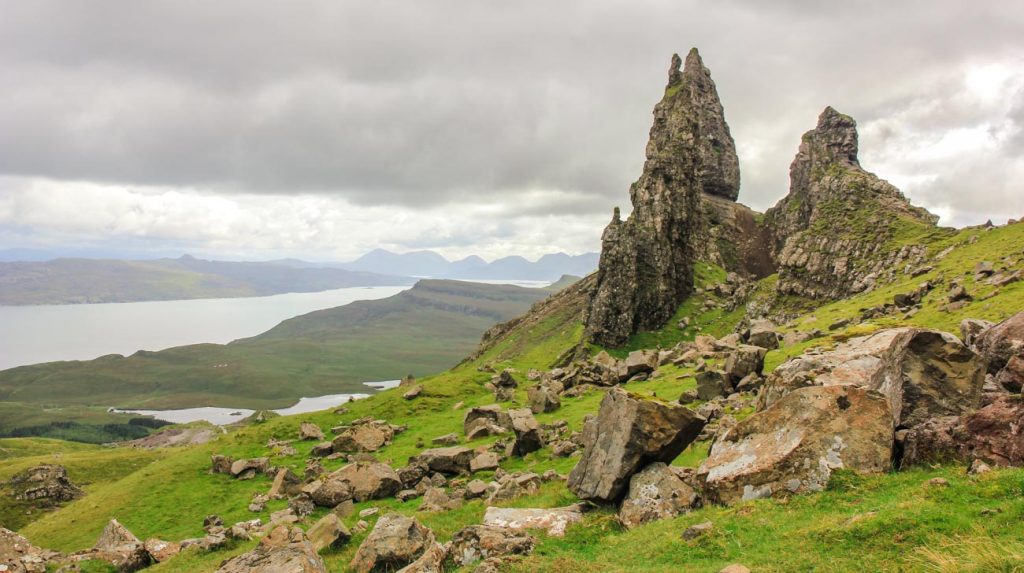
[584,49,740,347]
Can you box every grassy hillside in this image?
[0,256,412,305]
[4,223,1023,572]
[0,280,554,441]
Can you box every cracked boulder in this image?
[216,525,326,573]
[349,514,435,573]
[699,385,892,505]
[618,462,699,529]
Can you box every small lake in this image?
[0,286,408,370]
[113,380,402,425]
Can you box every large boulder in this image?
[699,385,892,505]
[759,327,985,429]
[481,506,584,537]
[332,420,395,453]
[746,319,780,350]
[299,422,325,441]
[527,384,561,414]
[306,513,351,552]
[900,395,1024,467]
[89,519,150,572]
[975,311,1024,388]
[508,408,544,456]
[5,464,82,504]
[229,457,270,479]
[723,345,767,387]
[696,370,730,401]
[216,525,326,573]
[463,405,512,439]
[448,525,536,568]
[328,462,401,502]
[620,350,658,381]
[410,447,474,475]
[302,477,353,507]
[567,387,705,502]
[349,514,434,573]
[618,462,699,529]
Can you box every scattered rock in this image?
[448,525,536,567]
[332,420,395,453]
[527,384,561,414]
[229,457,270,480]
[464,405,512,439]
[143,538,180,563]
[411,447,474,475]
[696,370,731,401]
[618,462,699,529]
[968,459,992,475]
[403,385,423,400]
[508,408,544,456]
[216,525,326,573]
[349,514,435,573]
[431,433,460,446]
[88,519,150,572]
[299,422,325,441]
[329,462,402,502]
[681,520,714,540]
[470,451,500,473]
[306,513,351,552]
[5,464,82,504]
[482,505,584,537]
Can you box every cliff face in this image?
[584,49,741,347]
[763,107,940,299]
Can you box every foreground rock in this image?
[0,527,61,572]
[568,388,705,502]
[86,519,150,572]
[306,513,351,552]
[975,311,1024,391]
[217,525,326,573]
[900,395,1024,467]
[482,506,584,537]
[759,327,984,429]
[618,463,699,529]
[449,525,536,568]
[700,386,892,505]
[329,462,402,502]
[349,514,435,573]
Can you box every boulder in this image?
[567,387,705,502]
[329,462,402,502]
[332,421,395,453]
[210,454,233,474]
[508,409,544,456]
[527,384,561,414]
[470,451,500,473]
[448,525,536,567]
[403,385,423,400]
[299,422,325,441]
[306,513,350,552]
[723,345,767,387]
[996,355,1024,392]
[143,539,180,563]
[696,370,730,401]
[411,447,474,475]
[746,319,780,350]
[302,477,354,508]
[349,514,434,573]
[961,318,994,347]
[216,525,326,573]
[759,327,985,429]
[5,464,82,504]
[975,310,1024,380]
[618,462,699,529]
[487,472,541,504]
[431,433,460,446]
[464,405,512,438]
[481,506,584,537]
[229,457,270,479]
[90,519,150,572]
[699,385,892,505]
[0,527,61,572]
[621,350,658,381]
[900,395,1024,467]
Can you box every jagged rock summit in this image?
[764,106,939,299]
[585,48,740,347]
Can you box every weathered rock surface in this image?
[216,525,326,573]
[449,525,536,567]
[527,384,561,414]
[85,519,150,572]
[762,107,938,300]
[306,513,350,552]
[482,506,584,537]
[143,539,180,563]
[328,462,401,502]
[900,395,1024,467]
[463,405,512,439]
[349,514,434,573]
[299,422,324,441]
[699,385,892,505]
[618,462,699,529]
[411,447,474,475]
[585,49,740,347]
[509,408,544,456]
[567,387,705,502]
[759,327,985,429]
[975,310,1024,388]
[332,419,395,453]
[4,464,82,504]
[0,527,61,572]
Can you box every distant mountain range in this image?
[337,249,599,280]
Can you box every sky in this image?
[0,0,1022,262]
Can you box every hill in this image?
[341,249,599,281]
[0,255,413,305]
[0,280,556,441]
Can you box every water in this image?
[0,286,408,370]
[113,380,403,425]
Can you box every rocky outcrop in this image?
[759,327,985,429]
[5,464,82,504]
[349,514,435,573]
[900,395,1024,467]
[0,527,61,572]
[975,310,1024,390]
[448,525,536,568]
[86,519,150,572]
[763,107,939,300]
[584,49,740,347]
[217,525,326,573]
[618,462,699,529]
[567,387,705,502]
[699,385,893,505]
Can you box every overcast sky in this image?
[1,1,1022,262]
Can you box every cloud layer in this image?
[0,0,1021,259]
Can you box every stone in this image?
[299,422,324,441]
[143,539,180,563]
[0,527,61,573]
[464,405,513,438]
[482,506,584,537]
[961,319,994,348]
[418,487,453,512]
[306,513,351,552]
[527,384,561,414]
[448,525,536,567]
[746,319,780,350]
[431,433,460,446]
[248,493,269,512]
[470,451,500,473]
[759,327,985,429]
[210,454,233,474]
[332,420,395,453]
[995,355,1024,392]
[567,387,705,502]
[329,462,402,502]
[394,538,447,573]
[968,459,993,475]
[4,464,82,504]
[723,345,766,387]
[585,49,740,347]
[699,385,892,505]
[288,495,315,517]
[618,462,699,529]
[975,310,1024,380]
[696,370,730,401]
[91,519,150,572]
[508,408,544,456]
[465,479,489,499]
[349,514,435,573]
[411,447,474,475]
[229,457,270,479]
[681,521,714,540]
[310,441,334,458]
[900,395,1024,467]
[397,489,420,502]
[303,476,353,507]
[403,385,423,400]
[216,525,327,573]
[622,350,658,380]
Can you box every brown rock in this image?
[527,384,561,414]
[329,462,402,502]
[299,422,325,441]
[306,513,350,552]
[332,420,395,453]
[448,525,536,567]
[349,514,434,573]
[481,506,584,537]
[143,539,180,563]
[509,408,544,456]
[216,525,326,573]
[411,446,474,475]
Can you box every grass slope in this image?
[6,223,1024,572]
